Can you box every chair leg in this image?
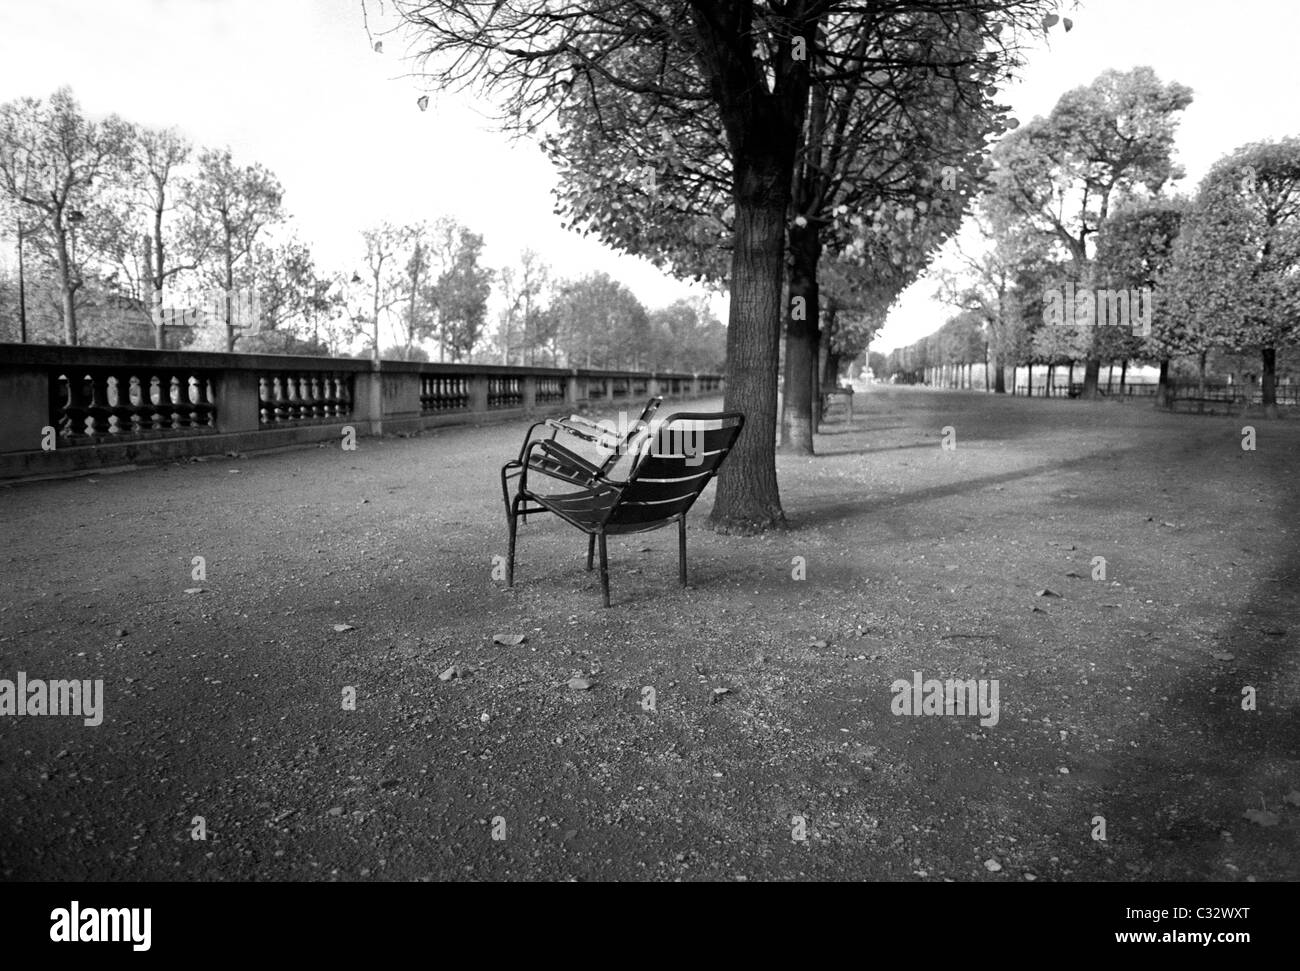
[507,496,520,587]
[678,515,687,587]
[500,464,514,522]
[586,533,595,572]
[597,531,610,608]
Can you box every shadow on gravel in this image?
[789,447,1149,529]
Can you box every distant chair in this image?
[500,408,745,607]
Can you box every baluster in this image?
[203,378,216,426]
[128,376,143,433]
[169,375,183,428]
[337,374,351,415]
[106,376,122,435]
[259,376,272,424]
[285,373,300,420]
[81,374,100,437]
[55,373,75,440]
[187,376,201,427]
[147,376,163,431]
[273,377,287,422]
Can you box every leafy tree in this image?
[494,250,553,365]
[936,198,1054,392]
[356,222,414,360]
[648,297,726,373]
[551,271,649,369]
[1093,198,1186,404]
[428,221,493,362]
[389,0,1056,532]
[1164,140,1300,415]
[776,9,1014,452]
[122,126,195,348]
[0,87,134,344]
[181,147,285,350]
[382,343,430,362]
[866,350,886,380]
[398,222,433,360]
[815,256,897,404]
[988,66,1192,398]
[248,236,332,338]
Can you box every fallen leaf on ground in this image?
[1037,589,1061,598]
[984,858,1002,872]
[1212,652,1235,661]
[493,633,527,646]
[332,624,355,633]
[1244,809,1279,827]
[184,588,204,595]
[567,676,594,691]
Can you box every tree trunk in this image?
[1197,351,1207,397]
[1261,346,1278,418]
[780,221,819,454]
[54,224,77,346]
[152,283,164,350]
[1120,359,1128,393]
[1081,357,1100,399]
[224,251,236,352]
[710,164,788,533]
[1047,363,1055,397]
[146,230,164,350]
[993,356,1006,394]
[816,332,833,426]
[1156,358,1170,409]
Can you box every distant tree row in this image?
[0,87,724,372]
[889,66,1300,415]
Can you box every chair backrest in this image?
[607,412,745,527]
[597,395,662,476]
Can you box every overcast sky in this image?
[2,0,1298,353]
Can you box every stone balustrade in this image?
[0,343,723,479]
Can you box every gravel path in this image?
[1,388,1296,881]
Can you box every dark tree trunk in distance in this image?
[1261,346,1278,418]
[780,221,820,455]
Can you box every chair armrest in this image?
[515,420,557,464]
[545,416,620,450]
[537,440,603,477]
[520,439,604,493]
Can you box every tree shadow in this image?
[786,447,1146,529]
